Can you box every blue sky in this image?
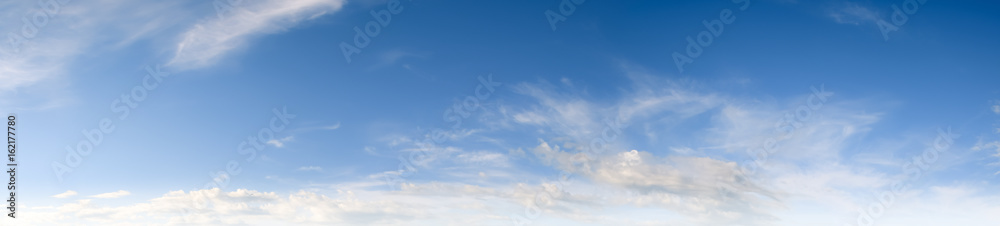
[1,0,999,225]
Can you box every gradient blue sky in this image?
[2,0,999,225]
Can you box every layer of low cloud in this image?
[27,62,1000,225]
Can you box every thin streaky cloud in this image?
[89,190,131,199]
[51,190,77,198]
[325,122,341,130]
[167,0,347,70]
[828,2,881,25]
[297,166,323,172]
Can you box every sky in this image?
[1,0,999,225]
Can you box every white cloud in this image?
[51,190,77,198]
[297,166,323,172]
[454,151,509,167]
[0,0,161,108]
[489,64,898,224]
[89,190,131,199]
[833,185,1000,226]
[26,182,1000,225]
[505,64,725,155]
[325,122,342,130]
[527,140,780,225]
[0,0,347,109]
[167,0,346,70]
[828,2,881,25]
[973,140,1000,175]
[267,136,294,148]
[22,60,996,225]
[24,188,428,225]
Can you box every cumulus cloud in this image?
[528,140,780,224]
[25,61,997,225]
[27,183,1000,225]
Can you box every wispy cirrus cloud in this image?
[0,0,348,108]
[828,2,881,25]
[325,122,342,130]
[27,61,1000,225]
[167,0,346,70]
[0,0,191,108]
